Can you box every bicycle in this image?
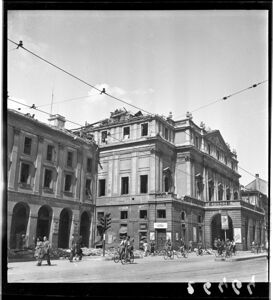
[121,250,134,264]
[113,248,121,263]
[163,249,174,260]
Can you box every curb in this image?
[215,254,268,262]
[226,254,268,262]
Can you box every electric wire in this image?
[8,38,154,116]
[7,38,266,180]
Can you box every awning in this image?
[119,227,127,234]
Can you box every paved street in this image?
[7,253,268,283]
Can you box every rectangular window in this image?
[20,163,30,183]
[165,128,169,140]
[195,136,199,148]
[101,131,108,143]
[224,156,227,165]
[44,169,53,188]
[141,123,148,136]
[120,211,128,219]
[121,177,129,195]
[64,174,72,191]
[99,179,106,196]
[46,145,54,161]
[140,175,148,193]
[123,126,130,139]
[139,210,147,219]
[216,150,220,160]
[67,151,73,167]
[87,158,92,172]
[23,137,32,155]
[85,179,91,196]
[208,144,211,154]
[157,209,166,218]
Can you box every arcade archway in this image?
[36,205,52,240]
[80,211,91,247]
[58,208,72,248]
[10,202,30,249]
[211,214,233,245]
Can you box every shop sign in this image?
[154,222,167,229]
[221,215,229,230]
[175,232,179,241]
[234,228,242,243]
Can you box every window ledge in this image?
[19,183,32,190]
[43,187,54,194]
[63,191,73,197]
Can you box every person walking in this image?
[43,236,51,266]
[188,240,193,252]
[76,235,83,260]
[35,237,44,266]
[119,236,126,259]
[143,240,148,257]
[69,234,77,262]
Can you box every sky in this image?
[7,10,269,186]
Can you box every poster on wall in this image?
[166,232,172,240]
[150,232,155,241]
[234,228,242,243]
[193,226,197,242]
[175,232,179,241]
[221,215,229,230]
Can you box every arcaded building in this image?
[74,109,265,251]
[8,109,98,249]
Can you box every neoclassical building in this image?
[8,109,98,249]
[74,109,265,250]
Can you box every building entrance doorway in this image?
[80,211,90,247]
[58,208,72,248]
[211,214,233,245]
[36,205,52,240]
[156,229,166,250]
[10,202,30,249]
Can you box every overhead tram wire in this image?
[37,95,93,108]
[175,80,268,118]
[8,38,154,116]
[8,97,84,127]
[8,39,267,180]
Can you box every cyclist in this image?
[165,238,172,257]
[127,236,134,258]
[179,238,185,254]
[119,236,126,259]
[124,235,131,260]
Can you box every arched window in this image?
[234,191,238,200]
[218,183,223,201]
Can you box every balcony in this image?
[205,199,264,213]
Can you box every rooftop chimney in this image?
[255,174,259,178]
[48,114,66,129]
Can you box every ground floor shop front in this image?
[97,198,266,251]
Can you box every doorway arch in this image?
[36,205,52,240]
[80,211,91,247]
[211,213,233,245]
[58,208,72,248]
[10,202,30,249]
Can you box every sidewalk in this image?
[215,250,268,262]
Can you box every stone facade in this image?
[74,109,265,251]
[8,109,98,250]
